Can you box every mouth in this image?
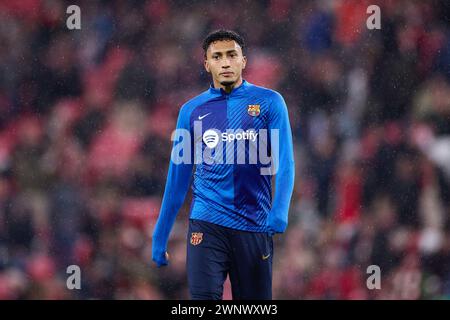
[220,72,234,77]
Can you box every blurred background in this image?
[0,0,449,299]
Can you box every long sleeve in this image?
[266,92,295,234]
[152,105,193,267]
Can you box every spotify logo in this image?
[202,129,220,148]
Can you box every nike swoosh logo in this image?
[198,112,211,120]
[262,253,270,260]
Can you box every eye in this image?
[230,53,237,58]
[212,55,220,60]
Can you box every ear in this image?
[204,59,211,73]
[242,55,247,70]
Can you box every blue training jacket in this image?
[152,79,295,266]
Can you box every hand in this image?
[152,249,169,267]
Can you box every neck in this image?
[213,77,243,94]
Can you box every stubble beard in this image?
[220,80,236,86]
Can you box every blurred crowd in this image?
[0,0,449,299]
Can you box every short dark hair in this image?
[202,29,245,56]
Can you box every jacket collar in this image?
[208,79,249,95]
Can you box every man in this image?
[152,29,295,300]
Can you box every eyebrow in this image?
[210,49,238,55]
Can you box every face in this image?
[204,40,247,87]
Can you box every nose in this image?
[221,58,231,68]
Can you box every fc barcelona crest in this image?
[190,232,203,245]
[247,104,260,117]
